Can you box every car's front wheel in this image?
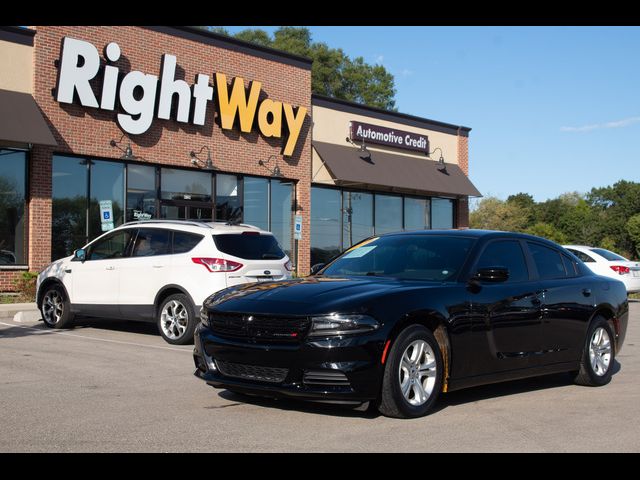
[378,325,443,418]
[41,284,74,329]
[157,293,196,345]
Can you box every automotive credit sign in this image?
[349,121,429,154]
[54,37,307,156]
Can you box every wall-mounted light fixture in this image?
[109,133,138,160]
[190,146,215,171]
[258,154,283,178]
[346,136,371,161]
[428,147,447,173]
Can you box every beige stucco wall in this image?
[0,39,32,93]
[312,105,460,182]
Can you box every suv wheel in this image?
[157,293,196,345]
[41,285,74,329]
[378,325,443,419]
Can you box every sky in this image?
[223,26,640,206]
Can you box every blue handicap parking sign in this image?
[103,212,111,220]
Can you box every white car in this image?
[563,245,640,294]
[36,220,293,344]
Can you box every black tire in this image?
[573,316,615,387]
[378,325,443,419]
[40,284,74,329]
[157,293,197,345]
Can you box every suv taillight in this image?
[284,260,293,272]
[610,265,630,275]
[192,257,243,272]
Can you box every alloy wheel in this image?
[160,300,189,340]
[42,290,64,325]
[589,326,612,377]
[398,339,438,406]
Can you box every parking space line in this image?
[0,321,192,353]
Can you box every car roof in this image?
[388,229,560,243]
[115,220,269,235]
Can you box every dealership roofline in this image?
[0,26,35,46]
[143,26,314,70]
[312,94,471,137]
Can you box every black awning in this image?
[313,141,482,197]
[0,89,57,146]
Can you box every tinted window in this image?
[528,242,566,279]
[375,194,402,234]
[431,198,454,229]
[87,230,134,260]
[567,248,595,263]
[243,176,269,231]
[88,160,124,239]
[131,228,171,257]
[216,174,241,222]
[127,164,156,222]
[322,235,475,281]
[214,234,285,260]
[173,231,203,254]
[404,197,430,231]
[161,168,212,202]
[311,187,341,265]
[0,149,27,265]
[590,248,628,262]
[477,240,529,283]
[561,253,578,277]
[271,180,293,258]
[343,191,374,249]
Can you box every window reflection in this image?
[127,164,156,221]
[161,168,212,202]
[311,187,341,266]
[342,191,373,249]
[404,197,430,231]
[432,198,454,229]
[89,160,124,239]
[375,194,402,234]
[0,149,27,265]
[271,180,293,258]
[243,176,269,231]
[216,174,241,222]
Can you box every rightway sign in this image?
[349,121,429,154]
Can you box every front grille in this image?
[209,312,310,343]
[216,360,288,383]
[303,370,351,387]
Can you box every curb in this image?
[0,303,39,320]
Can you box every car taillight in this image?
[610,265,630,275]
[192,257,243,272]
[284,260,293,272]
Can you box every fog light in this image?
[204,352,217,372]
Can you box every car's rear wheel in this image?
[573,316,615,386]
[41,285,74,329]
[157,293,196,345]
[378,325,443,418]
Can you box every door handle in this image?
[64,269,72,274]
[582,288,592,297]
[152,265,164,268]
[105,266,115,271]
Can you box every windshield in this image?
[590,248,628,262]
[320,234,476,281]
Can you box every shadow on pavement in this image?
[216,361,622,419]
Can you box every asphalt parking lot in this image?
[1,303,639,453]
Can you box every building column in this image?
[28,146,52,271]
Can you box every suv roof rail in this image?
[119,219,263,230]
[120,219,216,229]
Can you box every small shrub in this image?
[13,271,38,303]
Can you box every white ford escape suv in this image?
[36,220,293,344]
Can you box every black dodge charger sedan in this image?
[194,230,628,418]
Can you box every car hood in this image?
[204,275,442,316]
[38,256,72,279]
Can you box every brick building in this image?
[0,26,480,292]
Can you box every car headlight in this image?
[308,314,380,337]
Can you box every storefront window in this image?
[127,164,156,222]
[89,160,124,239]
[243,176,269,231]
[374,194,402,235]
[271,180,293,258]
[52,155,88,260]
[432,198,454,229]
[215,174,241,222]
[404,197,430,231]
[342,191,373,249]
[0,149,27,265]
[161,168,212,202]
[311,187,342,266]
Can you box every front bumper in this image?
[193,324,386,404]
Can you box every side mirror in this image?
[310,263,326,275]
[474,267,509,283]
[74,248,86,263]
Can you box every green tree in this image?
[525,222,568,244]
[470,197,529,232]
[626,213,640,258]
[199,26,397,110]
